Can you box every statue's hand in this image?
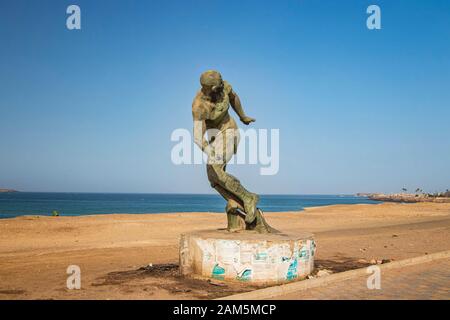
[204,144,215,158]
[204,145,225,164]
[241,116,256,125]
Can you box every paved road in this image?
[273,258,450,300]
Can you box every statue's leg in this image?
[223,190,246,232]
[212,184,246,232]
[207,165,276,233]
[215,183,277,233]
[207,128,259,224]
[207,163,259,224]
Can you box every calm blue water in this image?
[0,193,380,219]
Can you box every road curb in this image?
[216,250,450,300]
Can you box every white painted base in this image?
[180,229,315,283]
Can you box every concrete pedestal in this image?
[180,229,315,284]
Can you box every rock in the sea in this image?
[0,189,18,193]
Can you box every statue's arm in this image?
[192,99,210,154]
[228,84,255,125]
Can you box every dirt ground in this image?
[0,202,449,299]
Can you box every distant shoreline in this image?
[0,193,378,219]
[1,201,383,220]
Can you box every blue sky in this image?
[0,0,449,194]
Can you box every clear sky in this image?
[0,0,449,194]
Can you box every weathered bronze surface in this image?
[192,70,277,233]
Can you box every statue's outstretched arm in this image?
[229,88,255,125]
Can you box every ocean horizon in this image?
[0,192,380,219]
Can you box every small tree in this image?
[52,210,59,217]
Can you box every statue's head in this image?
[200,70,223,97]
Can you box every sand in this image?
[0,202,449,300]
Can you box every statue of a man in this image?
[192,70,275,233]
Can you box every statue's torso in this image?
[202,82,236,131]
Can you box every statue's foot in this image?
[244,194,259,224]
[226,202,246,232]
[254,224,270,234]
[254,208,281,234]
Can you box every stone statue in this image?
[192,70,277,233]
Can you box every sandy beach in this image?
[0,202,449,300]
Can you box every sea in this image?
[0,193,381,219]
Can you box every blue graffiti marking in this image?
[299,248,309,260]
[212,264,225,280]
[255,252,268,261]
[237,269,252,281]
[286,259,298,280]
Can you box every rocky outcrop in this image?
[0,189,18,193]
[367,193,450,203]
